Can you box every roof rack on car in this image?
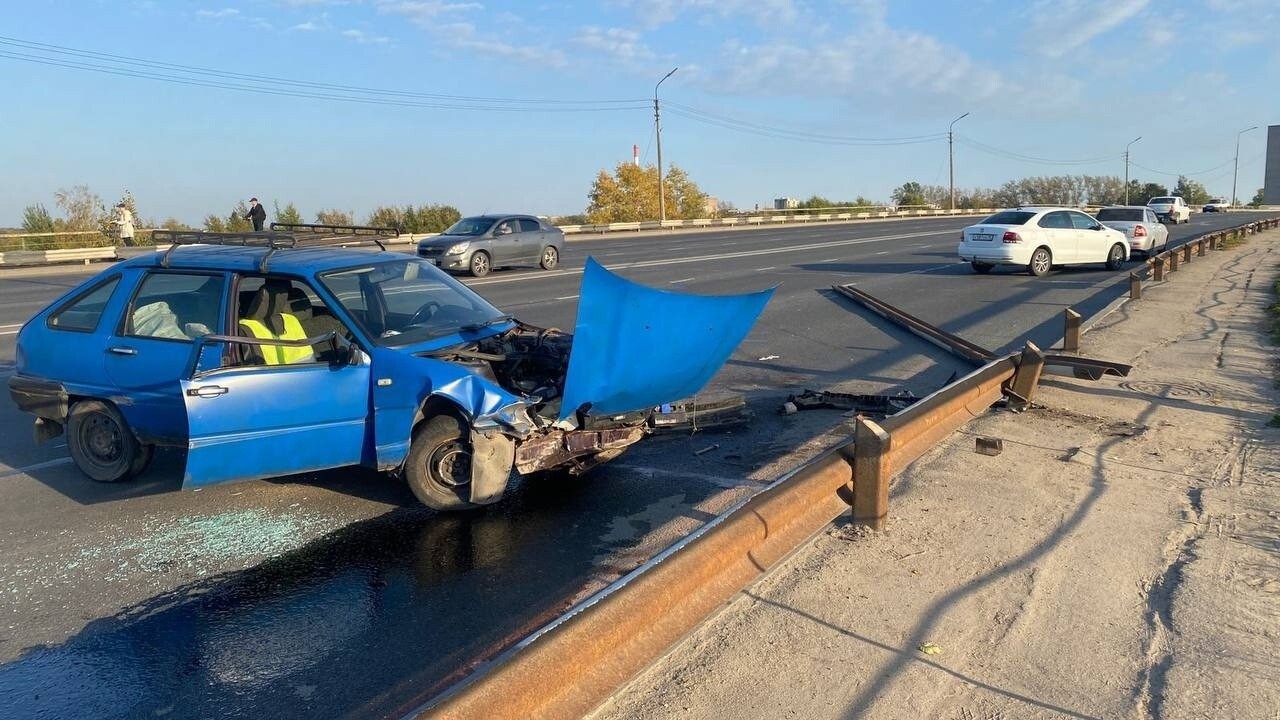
[269,222,399,251]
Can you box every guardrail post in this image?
[1129,272,1141,300]
[1196,239,1206,257]
[1169,250,1180,272]
[1182,243,1192,263]
[1063,308,1082,353]
[852,417,891,531]
[1153,257,1166,281]
[1006,341,1046,411]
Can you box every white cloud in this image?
[575,26,656,67]
[1022,0,1149,57]
[618,0,803,29]
[291,21,319,30]
[375,0,483,28]
[197,7,242,18]
[342,28,392,44]
[378,3,566,67]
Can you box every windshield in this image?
[1149,197,1175,204]
[319,258,508,346]
[980,211,1035,225]
[441,217,496,236]
[1096,208,1143,221]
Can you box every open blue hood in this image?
[558,258,774,421]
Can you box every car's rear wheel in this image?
[405,414,479,511]
[468,251,491,277]
[540,246,559,270]
[1028,247,1052,277]
[67,400,147,483]
[970,261,993,274]
[1105,243,1126,270]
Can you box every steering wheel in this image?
[408,301,441,327]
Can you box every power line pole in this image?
[1124,136,1141,204]
[948,112,969,211]
[1232,125,1258,207]
[654,67,678,223]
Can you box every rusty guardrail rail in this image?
[412,214,1280,720]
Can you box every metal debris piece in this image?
[781,389,920,418]
[650,394,751,432]
[693,444,720,456]
[758,355,781,361]
[975,437,1004,456]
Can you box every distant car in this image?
[1202,199,1228,213]
[417,214,565,277]
[7,227,770,510]
[1096,206,1170,256]
[1147,196,1191,224]
[957,206,1130,276]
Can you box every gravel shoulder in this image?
[591,231,1280,720]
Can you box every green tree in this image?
[274,201,303,225]
[586,163,709,223]
[412,204,462,233]
[1173,176,1211,205]
[53,185,106,231]
[159,217,192,230]
[315,209,354,225]
[891,181,927,208]
[1249,188,1265,207]
[21,204,56,233]
[202,214,226,232]
[366,206,403,229]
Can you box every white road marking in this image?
[905,264,959,275]
[875,251,890,255]
[0,323,24,330]
[0,330,18,336]
[669,277,695,284]
[754,266,776,272]
[555,294,579,300]
[0,457,73,479]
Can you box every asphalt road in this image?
[0,211,1273,719]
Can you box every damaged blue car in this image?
[8,225,772,510]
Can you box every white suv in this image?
[958,207,1130,277]
[1147,196,1191,224]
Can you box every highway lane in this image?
[0,211,1274,718]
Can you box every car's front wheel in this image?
[67,399,150,483]
[1105,243,1126,270]
[468,251,491,277]
[540,246,559,270]
[1028,247,1052,277]
[970,261,993,274]
[405,414,479,511]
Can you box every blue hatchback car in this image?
[9,226,772,510]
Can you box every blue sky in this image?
[2,0,1277,226]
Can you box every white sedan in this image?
[958,206,1130,277]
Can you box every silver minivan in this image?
[417,214,565,277]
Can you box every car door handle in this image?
[186,385,229,398]
[107,346,137,356]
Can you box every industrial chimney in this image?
[633,144,640,166]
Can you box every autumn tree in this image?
[315,208,354,225]
[54,185,106,231]
[586,163,709,223]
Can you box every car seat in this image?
[238,279,314,365]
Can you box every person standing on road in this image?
[245,197,267,231]
[113,202,136,247]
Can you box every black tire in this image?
[405,414,479,511]
[970,261,994,274]
[1105,243,1126,271]
[1028,247,1052,277]
[67,400,144,483]
[540,246,559,270]
[468,251,491,278]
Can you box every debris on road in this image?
[757,355,781,361]
[780,389,919,418]
[650,394,751,432]
[693,444,720,457]
[918,642,943,655]
[975,437,1004,456]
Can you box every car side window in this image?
[234,275,353,366]
[48,276,121,332]
[518,218,541,232]
[1038,212,1069,229]
[125,272,222,341]
[1069,212,1097,230]
[495,221,518,235]
[1146,210,1157,223]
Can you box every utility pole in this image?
[654,67,678,223]
[948,112,969,211]
[1232,125,1258,207]
[1124,136,1141,204]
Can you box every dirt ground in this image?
[591,231,1280,720]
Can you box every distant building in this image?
[774,197,799,209]
[1265,125,1280,206]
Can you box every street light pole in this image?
[1232,125,1258,207]
[654,67,678,223]
[948,112,969,211]
[1124,136,1141,204]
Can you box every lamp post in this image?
[1232,125,1258,207]
[1124,136,1141,204]
[948,112,969,211]
[654,67,678,222]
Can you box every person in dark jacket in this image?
[245,197,267,231]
